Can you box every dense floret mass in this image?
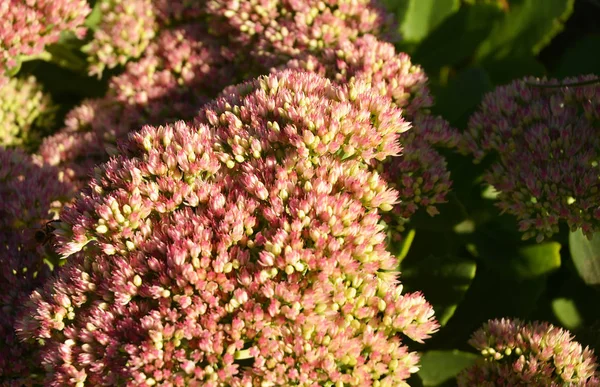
[282,35,460,223]
[0,75,55,149]
[40,25,237,188]
[18,71,438,386]
[84,0,157,76]
[283,35,433,116]
[205,0,397,69]
[457,318,599,386]
[0,0,90,75]
[463,75,600,242]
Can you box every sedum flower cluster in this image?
[0,0,90,76]
[0,75,55,149]
[84,0,157,77]
[457,318,599,386]
[463,75,600,242]
[0,147,75,386]
[40,25,237,188]
[205,0,398,70]
[282,35,459,224]
[18,70,439,386]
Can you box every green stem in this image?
[527,78,600,88]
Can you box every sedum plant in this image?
[17,71,439,386]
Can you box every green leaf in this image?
[512,242,562,279]
[475,0,575,61]
[418,350,478,386]
[84,0,104,30]
[473,228,561,280]
[398,0,460,43]
[402,255,477,326]
[551,297,582,330]
[569,229,600,287]
[412,3,504,73]
[396,229,416,263]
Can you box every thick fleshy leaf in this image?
[475,0,575,60]
[402,255,477,326]
[551,297,582,330]
[412,3,504,73]
[397,0,460,43]
[569,229,600,287]
[418,350,478,386]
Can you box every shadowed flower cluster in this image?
[19,71,438,386]
[0,75,55,149]
[0,0,90,76]
[463,75,600,242]
[40,25,237,188]
[0,148,75,386]
[457,318,599,386]
[205,0,397,69]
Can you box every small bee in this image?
[34,220,61,246]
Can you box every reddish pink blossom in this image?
[19,72,438,386]
[39,25,237,188]
[84,0,157,76]
[281,35,461,225]
[458,318,600,386]
[0,0,90,75]
[463,75,600,242]
[205,0,397,69]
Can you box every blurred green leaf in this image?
[398,0,460,43]
[412,3,504,73]
[473,226,561,280]
[475,0,575,61]
[418,350,478,386]
[569,229,600,287]
[551,297,583,330]
[512,242,562,279]
[396,229,416,263]
[553,33,600,77]
[85,0,104,30]
[402,255,477,326]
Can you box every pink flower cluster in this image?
[18,71,438,386]
[205,0,398,69]
[0,0,90,76]
[282,35,459,225]
[463,75,600,242]
[84,0,157,77]
[0,147,75,386]
[457,318,599,386]
[0,75,55,149]
[40,25,237,188]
